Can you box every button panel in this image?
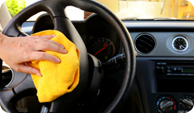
[156,62,166,76]
[156,62,194,77]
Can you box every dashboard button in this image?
[167,67,171,73]
[177,68,183,72]
[173,67,177,72]
[157,66,164,73]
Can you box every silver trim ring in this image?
[2,63,14,87]
[134,33,156,54]
[172,36,189,52]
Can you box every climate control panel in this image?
[156,95,194,113]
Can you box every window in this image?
[5,0,26,17]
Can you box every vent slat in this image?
[138,39,154,48]
[136,44,150,52]
[135,34,155,53]
[142,36,155,43]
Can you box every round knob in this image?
[159,100,174,113]
[181,98,194,109]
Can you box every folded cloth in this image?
[29,30,79,103]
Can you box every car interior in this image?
[1,0,194,113]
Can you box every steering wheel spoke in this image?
[13,74,36,98]
[0,87,17,112]
[0,73,35,112]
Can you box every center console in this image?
[136,57,194,113]
[156,61,194,113]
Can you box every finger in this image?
[33,36,65,49]
[31,35,55,39]
[40,35,56,39]
[47,40,65,49]
[30,52,61,63]
[15,64,42,77]
[35,42,67,54]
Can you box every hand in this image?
[0,33,67,76]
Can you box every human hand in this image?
[0,33,67,76]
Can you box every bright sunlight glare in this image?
[189,0,194,5]
[0,0,5,5]
[0,107,6,113]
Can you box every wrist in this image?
[0,32,7,46]
[0,33,8,60]
[0,33,9,49]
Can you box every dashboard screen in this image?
[183,68,194,73]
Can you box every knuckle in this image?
[59,48,65,53]
[42,43,50,48]
[22,51,30,59]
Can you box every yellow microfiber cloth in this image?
[29,30,79,103]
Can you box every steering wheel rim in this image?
[1,0,136,112]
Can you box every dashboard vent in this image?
[135,34,156,54]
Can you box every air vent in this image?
[135,34,156,54]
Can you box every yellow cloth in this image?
[29,30,79,103]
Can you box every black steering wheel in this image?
[1,0,136,112]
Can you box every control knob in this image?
[156,96,177,113]
[159,100,174,112]
[180,98,194,109]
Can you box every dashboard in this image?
[21,14,194,113]
[126,21,194,113]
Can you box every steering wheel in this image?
[1,0,136,112]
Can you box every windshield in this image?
[4,0,194,20]
[111,0,194,20]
